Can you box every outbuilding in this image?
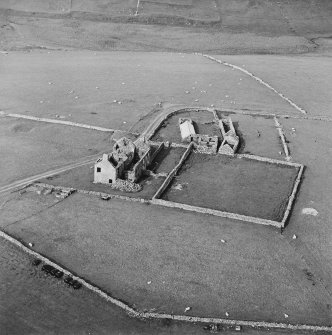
[179,118,196,142]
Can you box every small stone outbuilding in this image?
[179,118,196,142]
[218,118,239,155]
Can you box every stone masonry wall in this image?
[153,142,193,199]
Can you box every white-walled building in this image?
[179,118,196,141]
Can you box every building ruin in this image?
[218,117,239,155]
[94,137,156,185]
[178,116,240,155]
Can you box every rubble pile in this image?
[112,179,142,193]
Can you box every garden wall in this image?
[153,142,193,199]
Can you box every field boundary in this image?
[216,108,332,122]
[152,142,193,199]
[281,165,305,227]
[0,111,139,135]
[274,116,291,161]
[151,198,282,228]
[0,229,331,332]
[237,154,301,168]
[151,149,303,229]
[199,54,308,114]
[33,182,149,204]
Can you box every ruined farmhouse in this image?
[94,137,157,185]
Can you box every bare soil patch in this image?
[162,153,299,222]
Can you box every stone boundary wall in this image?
[144,107,211,140]
[281,165,305,227]
[199,54,307,114]
[0,111,139,135]
[0,227,331,332]
[237,153,302,168]
[151,198,281,228]
[150,142,164,162]
[34,182,149,204]
[274,116,291,161]
[202,108,332,123]
[170,142,188,148]
[152,143,193,199]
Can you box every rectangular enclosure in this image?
[160,153,299,222]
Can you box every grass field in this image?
[0,51,302,134]
[161,153,299,221]
[280,118,332,295]
[0,236,220,335]
[0,1,331,333]
[150,146,186,174]
[1,191,331,327]
[0,117,111,187]
[218,54,332,117]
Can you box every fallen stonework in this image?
[26,184,76,199]
[218,117,239,155]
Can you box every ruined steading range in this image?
[178,116,228,155]
[90,106,303,230]
[94,108,239,190]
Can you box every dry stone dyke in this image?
[153,143,193,199]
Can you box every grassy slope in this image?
[1,191,331,326]
[0,236,215,335]
[0,236,310,334]
[281,119,332,295]
[0,118,111,186]
[0,0,331,54]
[0,51,299,131]
[218,54,332,117]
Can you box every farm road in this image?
[0,154,99,195]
